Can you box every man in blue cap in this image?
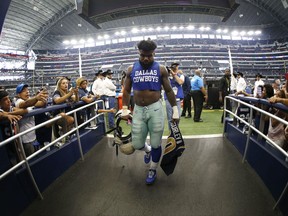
[14,84,48,156]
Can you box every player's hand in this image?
[121,106,130,120]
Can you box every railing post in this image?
[242,106,254,163]
[273,181,288,210]
[73,111,84,161]
[257,104,266,142]
[16,122,43,200]
[222,96,227,136]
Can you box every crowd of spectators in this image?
[232,72,288,152]
[0,70,118,165]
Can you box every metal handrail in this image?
[223,95,288,210]
[0,99,106,200]
[225,96,288,156]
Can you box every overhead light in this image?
[239,14,243,18]
[63,40,70,45]
[231,30,239,36]
[199,26,209,31]
[79,39,85,43]
[255,30,261,35]
[131,28,139,33]
[247,30,254,35]
[87,38,94,43]
[187,25,194,30]
[164,26,169,31]
[70,39,77,45]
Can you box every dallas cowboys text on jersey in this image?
[131,61,162,91]
[133,69,159,83]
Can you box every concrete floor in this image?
[21,136,283,216]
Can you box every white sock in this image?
[150,162,158,170]
[144,142,151,153]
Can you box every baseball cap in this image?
[16,84,28,94]
[237,72,243,77]
[106,69,113,74]
[256,73,262,78]
[99,70,106,75]
[95,69,102,76]
[171,62,180,67]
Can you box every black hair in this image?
[137,39,157,51]
[0,90,9,101]
[263,84,274,98]
[165,66,172,73]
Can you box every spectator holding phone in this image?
[76,77,99,126]
[52,77,78,145]
[253,73,265,98]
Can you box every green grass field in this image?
[164,109,224,136]
[110,108,224,137]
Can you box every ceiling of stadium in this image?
[0,0,288,51]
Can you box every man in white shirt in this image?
[236,72,247,94]
[103,69,117,128]
[253,73,265,97]
[92,70,106,108]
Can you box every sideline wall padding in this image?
[225,122,288,215]
[0,124,105,216]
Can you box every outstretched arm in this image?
[161,65,179,122]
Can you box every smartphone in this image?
[70,81,76,88]
[257,86,262,97]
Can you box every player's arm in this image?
[121,66,132,118]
